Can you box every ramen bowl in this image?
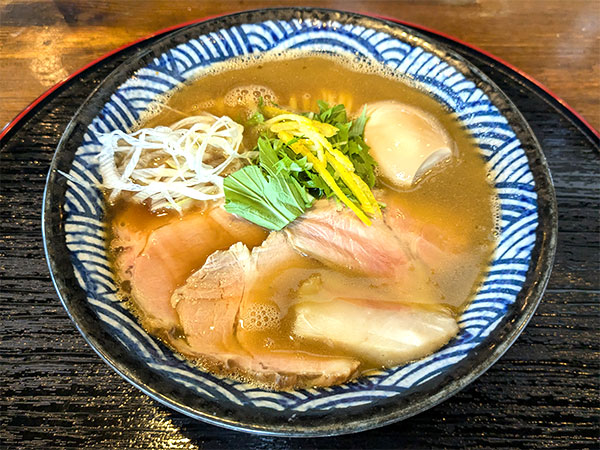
[42,8,557,436]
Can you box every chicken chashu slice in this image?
[111,203,267,331]
[286,197,467,278]
[293,298,458,367]
[171,233,360,389]
[285,199,410,278]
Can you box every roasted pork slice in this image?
[226,350,359,389]
[112,204,266,330]
[236,232,312,322]
[293,299,458,367]
[286,200,411,277]
[284,200,442,306]
[171,232,360,389]
[111,226,148,283]
[172,242,251,358]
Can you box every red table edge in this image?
[1,10,598,141]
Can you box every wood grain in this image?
[0,0,599,132]
[1,6,599,450]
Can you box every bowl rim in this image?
[42,7,558,436]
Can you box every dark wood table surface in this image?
[1,1,599,449]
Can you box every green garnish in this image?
[224,101,379,230]
[223,136,314,230]
[246,110,265,126]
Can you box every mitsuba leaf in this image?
[223,139,314,230]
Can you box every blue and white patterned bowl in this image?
[43,8,557,436]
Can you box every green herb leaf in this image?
[223,137,314,230]
[349,106,368,137]
[246,110,265,126]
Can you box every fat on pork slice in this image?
[171,233,361,389]
[111,204,266,330]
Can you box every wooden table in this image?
[1,2,599,449]
[1,0,599,132]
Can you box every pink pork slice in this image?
[285,200,411,277]
[285,198,470,307]
[286,197,465,280]
[112,205,267,331]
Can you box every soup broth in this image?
[106,53,497,389]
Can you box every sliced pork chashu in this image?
[286,200,442,304]
[171,242,251,362]
[171,233,360,389]
[287,197,467,278]
[112,204,266,330]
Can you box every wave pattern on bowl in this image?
[62,18,538,411]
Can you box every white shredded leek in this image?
[97,113,252,213]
